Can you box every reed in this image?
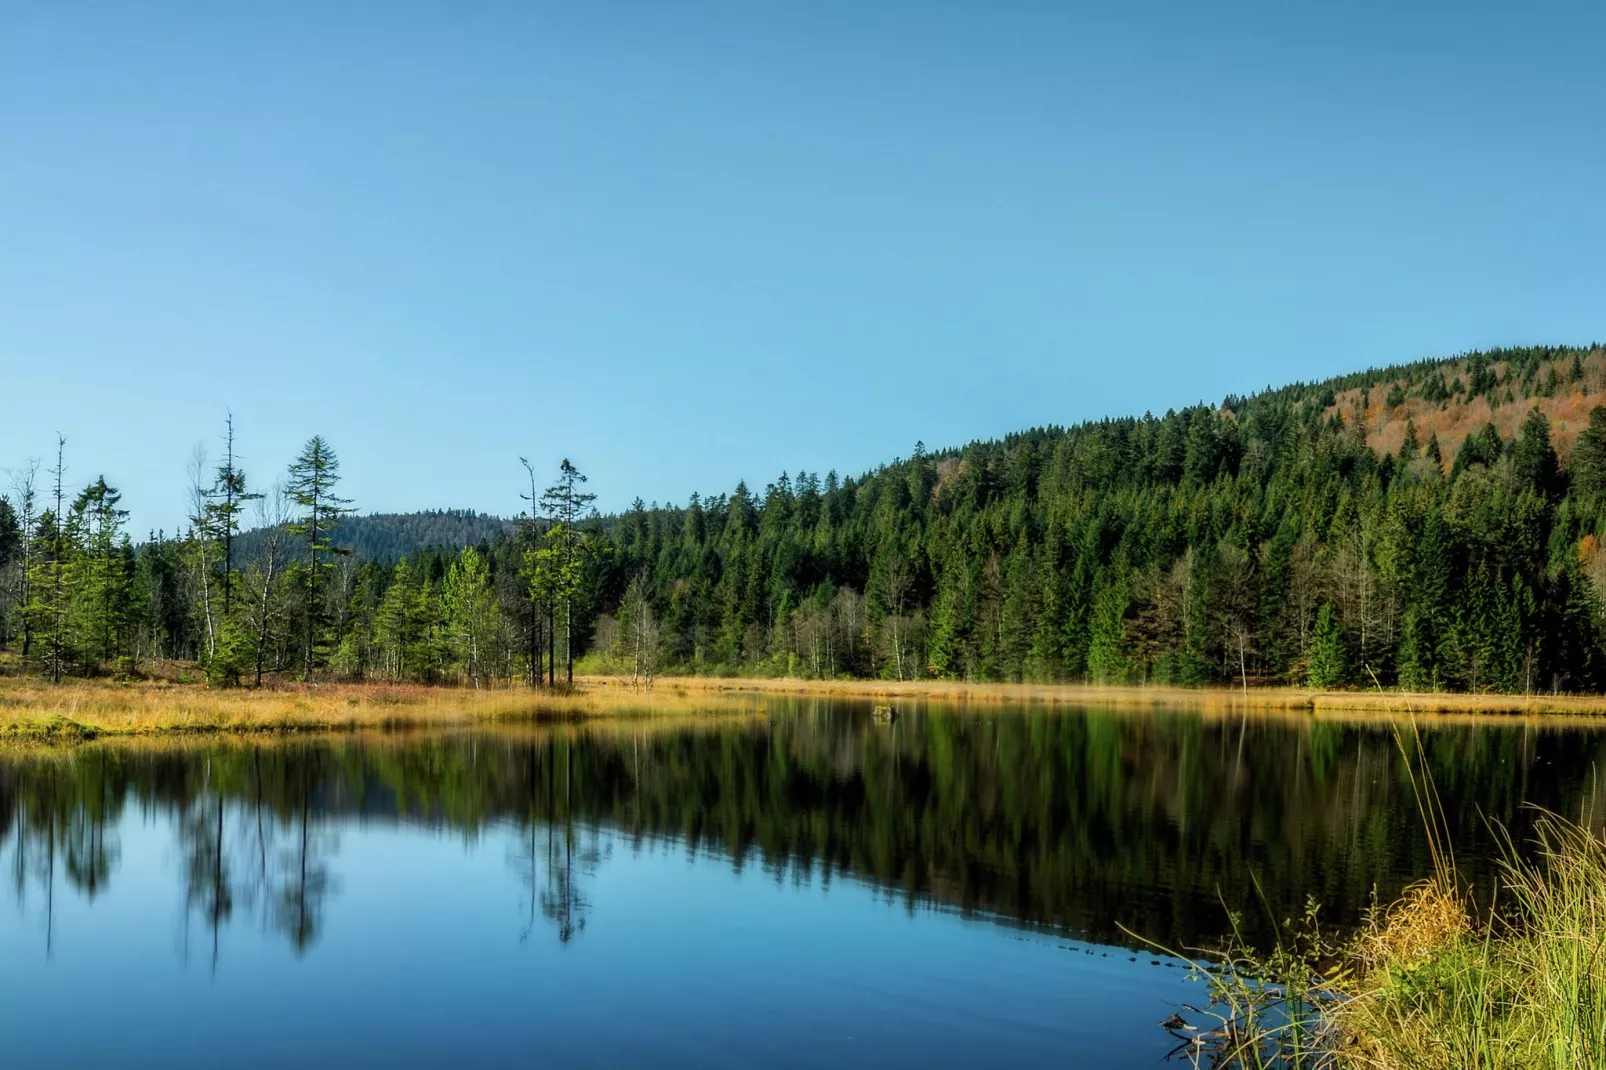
[1156,720,1606,1069]
[1328,811,1606,1069]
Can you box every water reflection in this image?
[4,701,1606,963]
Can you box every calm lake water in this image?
[5,700,1606,1068]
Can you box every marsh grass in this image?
[1335,812,1606,1069]
[7,669,1606,745]
[1154,719,1606,1069]
[620,675,1606,719]
[0,676,766,742]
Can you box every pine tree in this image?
[1306,600,1346,689]
[1570,406,1606,498]
[205,413,262,617]
[443,547,497,687]
[6,461,40,656]
[374,556,424,679]
[1026,523,1067,681]
[286,436,355,679]
[1085,580,1131,684]
[72,476,131,665]
[1512,407,1559,498]
[24,438,77,682]
[0,496,18,649]
[534,459,598,688]
[925,546,974,679]
[1397,418,1420,465]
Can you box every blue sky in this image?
[3,1,1603,535]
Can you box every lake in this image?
[5,699,1606,1068]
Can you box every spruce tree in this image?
[0,497,17,649]
[1512,407,1559,498]
[1397,418,1419,465]
[533,459,597,687]
[1085,580,1130,684]
[1570,406,1606,498]
[1424,434,1443,472]
[286,436,355,679]
[72,476,131,664]
[23,438,77,682]
[1306,601,1346,689]
[205,413,262,617]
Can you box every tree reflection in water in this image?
[4,700,1606,962]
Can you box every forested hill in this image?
[1255,344,1606,464]
[594,343,1606,692]
[236,509,510,565]
[12,342,1606,696]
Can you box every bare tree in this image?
[830,586,865,677]
[207,412,261,618]
[246,483,291,688]
[46,436,68,683]
[518,457,547,688]
[5,459,40,655]
[619,573,659,692]
[880,555,913,681]
[187,444,218,660]
[1212,543,1259,693]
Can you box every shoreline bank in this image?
[602,674,1606,718]
[5,672,1606,743]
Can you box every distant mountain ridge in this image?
[237,508,511,564]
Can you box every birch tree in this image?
[616,573,658,691]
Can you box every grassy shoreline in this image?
[0,676,773,743]
[5,672,1606,742]
[601,675,1606,718]
[1173,812,1606,1069]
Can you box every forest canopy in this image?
[5,343,1606,694]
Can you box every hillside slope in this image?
[1319,345,1605,462]
[81,342,1606,696]
[586,342,1606,693]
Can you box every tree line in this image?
[7,344,1606,693]
[0,422,604,689]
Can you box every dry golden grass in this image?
[613,675,1606,723]
[1328,814,1606,1070]
[1357,880,1473,970]
[0,676,766,742]
[0,712,766,760]
[6,671,1606,744]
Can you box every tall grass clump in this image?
[1338,811,1606,1069]
[1158,721,1606,1068]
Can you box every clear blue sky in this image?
[3,1,1603,535]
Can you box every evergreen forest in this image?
[6,343,1606,695]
